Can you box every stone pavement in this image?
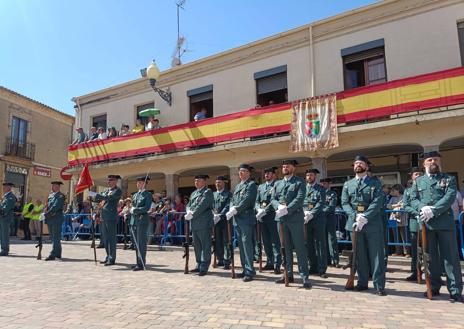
[1,240,463,329]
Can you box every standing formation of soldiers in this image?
[0,152,462,303]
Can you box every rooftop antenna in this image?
[172,0,187,67]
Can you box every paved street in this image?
[1,240,463,329]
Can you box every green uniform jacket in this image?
[44,192,65,221]
[403,187,419,232]
[323,190,338,215]
[0,191,17,220]
[341,176,383,233]
[213,189,231,221]
[270,176,306,223]
[231,179,258,227]
[131,190,152,224]
[95,187,122,221]
[255,181,276,221]
[304,183,326,216]
[188,187,214,231]
[410,173,457,231]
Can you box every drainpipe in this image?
[309,24,315,97]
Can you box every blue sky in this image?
[0,0,377,115]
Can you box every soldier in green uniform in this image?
[44,181,66,261]
[402,167,423,281]
[91,175,122,266]
[185,175,214,275]
[130,176,153,271]
[410,151,463,303]
[213,176,232,269]
[0,182,17,256]
[304,168,328,278]
[255,167,281,274]
[320,178,339,267]
[226,164,257,282]
[341,155,386,296]
[271,160,311,288]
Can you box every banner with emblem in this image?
[289,94,338,152]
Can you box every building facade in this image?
[70,0,464,198]
[0,87,74,204]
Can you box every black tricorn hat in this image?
[409,167,422,175]
[195,174,209,180]
[320,178,332,183]
[305,168,320,174]
[421,151,441,160]
[263,166,278,173]
[107,175,121,180]
[354,155,369,164]
[2,182,14,187]
[216,176,228,181]
[51,181,63,185]
[136,176,150,182]
[282,159,298,166]
[239,164,253,171]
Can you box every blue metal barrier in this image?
[62,213,95,240]
[457,211,464,258]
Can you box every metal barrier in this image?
[457,211,464,259]
[62,213,95,240]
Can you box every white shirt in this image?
[98,132,107,140]
[284,175,293,182]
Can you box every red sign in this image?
[33,166,51,178]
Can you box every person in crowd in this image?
[410,151,462,302]
[119,198,133,249]
[194,108,208,121]
[387,184,409,257]
[71,127,86,145]
[30,198,45,240]
[146,116,161,131]
[107,127,118,138]
[132,119,145,134]
[87,127,99,141]
[21,197,33,240]
[149,193,164,244]
[120,124,130,136]
[10,201,22,237]
[97,127,107,140]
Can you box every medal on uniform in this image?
[308,204,314,210]
[356,204,365,212]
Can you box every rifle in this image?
[279,222,289,287]
[420,222,433,299]
[227,220,236,278]
[90,205,97,265]
[212,226,217,268]
[416,216,423,284]
[183,218,189,274]
[123,214,128,250]
[36,220,43,260]
[344,229,358,290]
[256,221,262,272]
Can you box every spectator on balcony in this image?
[107,127,118,138]
[87,127,99,141]
[120,124,130,136]
[71,128,86,145]
[132,119,145,134]
[97,127,107,140]
[146,116,161,131]
[194,108,208,121]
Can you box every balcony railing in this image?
[5,138,36,160]
[68,66,464,167]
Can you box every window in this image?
[254,65,288,107]
[10,116,28,144]
[187,85,213,122]
[136,102,155,125]
[458,21,464,66]
[92,114,107,131]
[342,39,387,90]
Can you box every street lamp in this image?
[140,60,172,106]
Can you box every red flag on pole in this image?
[75,163,94,195]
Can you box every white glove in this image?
[226,206,237,221]
[353,214,368,231]
[213,214,221,225]
[304,211,313,224]
[256,209,266,221]
[184,210,194,221]
[275,205,288,218]
[130,207,134,214]
[39,213,45,222]
[88,191,97,198]
[420,206,435,222]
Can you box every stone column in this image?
[229,167,240,190]
[311,157,328,181]
[165,174,179,198]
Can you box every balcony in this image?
[5,138,36,161]
[68,67,464,167]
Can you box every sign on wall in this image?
[33,166,51,177]
[6,164,28,175]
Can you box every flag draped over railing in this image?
[290,94,338,152]
[75,163,94,195]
